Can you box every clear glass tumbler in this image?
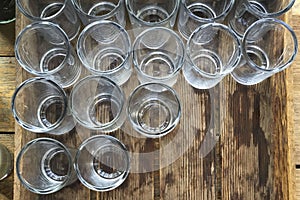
[77,20,131,86]
[15,22,81,88]
[126,0,179,35]
[16,138,73,194]
[231,18,298,86]
[177,0,235,40]
[183,23,241,89]
[229,0,295,37]
[70,75,126,132]
[127,83,181,138]
[75,135,130,191]
[12,77,75,134]
[16,0,80,40]
[133,27,184,87]
[0,144,13,181]
[0,0,15,24]
[71,0,126,26]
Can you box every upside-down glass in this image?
[229,0,295,37]
[183,23,241,89]
[75,135,130,191]
[128,83,181,138]
[71,0,126,26]
[0,144,13,181]
[178,0,235,40]
[12,77,75,134]
[16,138,73,194]
[231,18,298,85]
[133,27,184,87]
[16,0,80,40]
[15,22,81,88]
[77,20,131,86]
[0,0,15,24]
[70,75,126,132]
[126,0,179,35]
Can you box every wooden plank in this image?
[0,134,14,200]
[14,1,296,200]
[0,57,15,132]
[292,0,300,199]
[0,22,15,57]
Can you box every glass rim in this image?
[183,0,235,22]
[132,27,185,80]
[246,0,295,18]
[242,18,298,72]
[74,134,130,191]
[125,0,179,26]
[77,20,131,75]
[187,23,242,77]
[16,0,67,21]
[0,18,15,24]
[127,82,181,138]
[11,77,68,132]
[16,137,72,194]
[0,144,13,181]
[15,21,71,76]
[71,0,123,20]
[69,75,126,130]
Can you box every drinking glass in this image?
[16,138,73,194]
[12,77,75,134]
[0,144,13,181]
[133,27,184,87]
[71,0,126,26]
[0,0,15,24]
[77,20,131,86]
[183,23,241,89]
[229,0,295,37]
[16,0,80,40]
[177,0,235,40]
[127,83,181,138]
[126,0,179,35]
[75,135,130,191]
[70,75,126,132]
[15,22,81,88]
[231,18,298,85]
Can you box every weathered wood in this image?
[13,1,297,200]
[0,22,15,57]
[0,134,14,200]
[0,57,15,132]
[292,0,300,199]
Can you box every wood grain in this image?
[0,22,15,57]
[13,1,297,200]
[0,57,15,132]
[292,0,300,199]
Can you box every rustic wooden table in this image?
[0,1,300,199]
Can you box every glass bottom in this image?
[0,144,13,181]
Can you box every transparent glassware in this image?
[71,0,126,26]
[16,138,74,194]
[231,18,298,85]
[11,77,75,134]
[16,0,80,40]
[77,20,131,86]
[15,22,81,88]
[0,0,15,24]
[70,75,126,132]
[0,144,13,181]
[183,23,241,89]
[177,0,235,40]
[126,0,179,36]
[229,0,295,37]
[132,27,184,87]
[75,135,130,191]
[127,83,181,138]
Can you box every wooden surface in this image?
[0,0,298,199]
